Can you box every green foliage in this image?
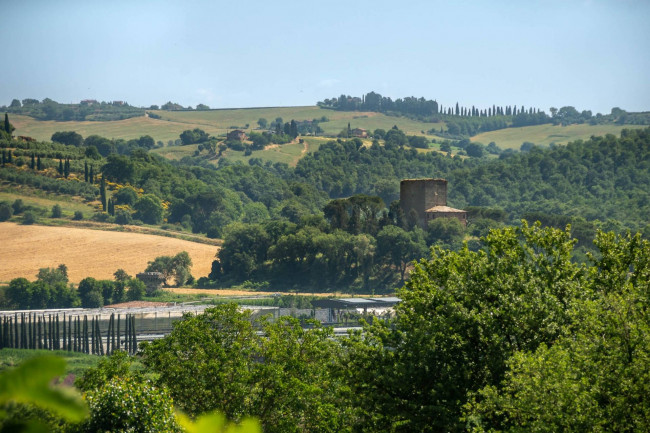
[178,411,261,433]
[75,351,133,393]
[142,304,349,431]
[0,202,12,221]
[126,278,146,300]
[134,194,163,225]
[144,251,193,287]
[342,222,586,431]
[465,231,650,432]
[83,377,180,433]
[50,204,62,218]
[0,355,87,432]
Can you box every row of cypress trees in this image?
[0,312,138,355]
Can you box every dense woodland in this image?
[2,225,648,432]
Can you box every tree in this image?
[344,223,586,432]
[51,131,83,147]
[83,377,179,433]
[4,113,12,134]
[84,135,114,157]
[77,278,103,308]
[144,251,193,286]
[134,194,163,225]
[465,231,650,432]
[113,186,138,205]
[141,304,257,418]
[126,278,145,300]
[376,225,427,280]
[257,118,267,129]
[51,204,63,218]
[0,202,13,221]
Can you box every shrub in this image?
[0,202,12,221]
[22,211,36,225]
[83,377,180,433]
[114,209,133,225]
[73,210,83,220]
[51,204,62,218]
[12,199,25,214]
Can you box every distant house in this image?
[350,128,368,138]
[80,99,98,106]
[227,129,247,142]
[136,272,166,294]
[112,101,126,106]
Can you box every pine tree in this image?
[100,177,107,212]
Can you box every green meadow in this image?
[471,123,643,150]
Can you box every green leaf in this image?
[0,355,88,422]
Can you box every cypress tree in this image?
[91,317,96,354]
[68,316,72,352]
[7,150,12,164]
[84,161,88,182]
[4,113,10,134]
[58,159,64,176]
[14,314,19,349]
[55,315,60,350]
[62,314,66,351]
[64,158,70,179]
[37,155,41,170]
[100,177,107,212]
[2,150,5,166]
[37,317,42,349]
[83,316,89,354]
[30,154,35,170]
[89,165,94,183]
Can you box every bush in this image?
[127,278,145,301]
[51,204,62,218]
[12,199,25,215]
[22,211,36,225]
[114,209,133,225]
[0,202,12,221]
[84,377,180,433]
[73,210,83,220]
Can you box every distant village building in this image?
[227,129,247,142]
[400,178,467,228]
[80,99,98,106]
[112,101,126,106]
[136,272,166,294]
[350,128,368,138]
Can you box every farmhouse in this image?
[350,128,368,138]
[400,178,467,228]
[227,129,247,142]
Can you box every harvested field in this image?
[0,222,218,284]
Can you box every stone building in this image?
[399,178,467,228]
[227,129,247,142]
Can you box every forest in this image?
[2,225,648,432]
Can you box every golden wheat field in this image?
[0,222,218,284]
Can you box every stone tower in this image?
[400,178,448,227]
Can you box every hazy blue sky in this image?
[3,0,649,114]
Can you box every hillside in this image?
[0,222,218,284]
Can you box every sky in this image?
[2,0,649,114]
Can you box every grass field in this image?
[0,188,98,217]
[471,123,642,150]
[10,107,445,144]
[0,222,219,284]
